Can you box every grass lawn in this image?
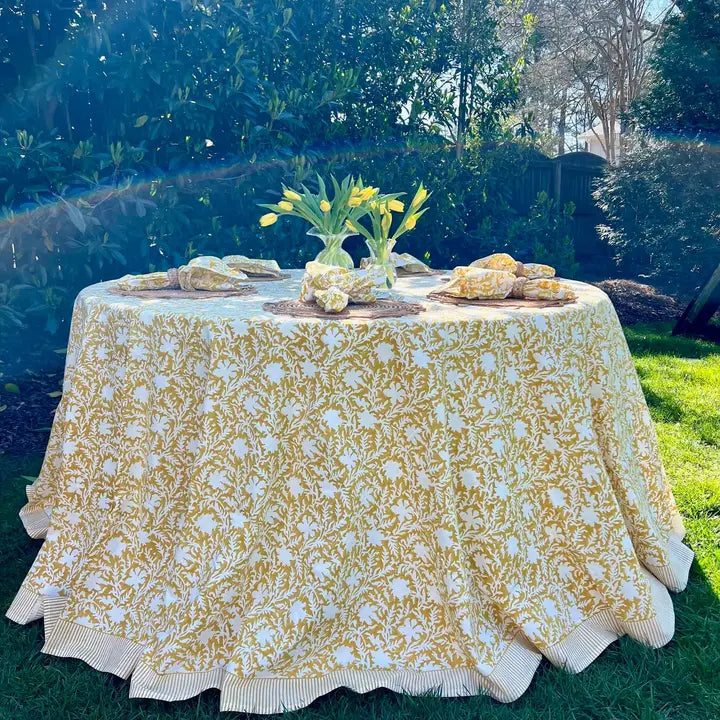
[1,322,718,720]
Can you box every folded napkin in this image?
[222,255,282,277]
[469,253,556,280]
[360,252,432,274]
[116,256,249,292]
[315,286,349,313]
[518,262,555,280]
[440,264,576,301]
[520,278,577,301]
[300,261,387,306]
[441,266,516,299]
[470,252,519,274]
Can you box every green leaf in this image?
[135,115,149,127]
[4,383,19,393]
[47,391,63,398]
[20,476,37,482]
[0,405,6,412]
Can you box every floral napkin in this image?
[222,255,282,277]
[300,261,388,313]
[116,256,250,292]
[440,253,577,301]
[360,252,432,274]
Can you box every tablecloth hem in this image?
[18,504,50,539]
[540,568,675,673]
[642,532,694,592]
[5,575,681,714]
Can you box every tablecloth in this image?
[7,271,693,713]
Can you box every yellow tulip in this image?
[259,212,278,227]
[348,196,362,207]
[411,185,428,207]
[381,211,392,235]
[405,214,418,230]
[388,199,404,212]
[350,186,361,196]
[320,199,332,212]
[283,189,302,202]
[359,186,375,201]
[277,201,293,212]
[345,219,358,232]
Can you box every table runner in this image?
[7,271,693,713]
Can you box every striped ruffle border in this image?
[5,558,689,714]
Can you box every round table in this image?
[7,271,693,713]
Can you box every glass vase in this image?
[365,240,397,288]
[308,228,355,269]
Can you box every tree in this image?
[514,0,673,160]
[633,0,720,139]
[594,0,720,292]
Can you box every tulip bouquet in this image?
[347,184,431,287]
[259,175,378,269]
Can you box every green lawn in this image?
[1,323,718,720]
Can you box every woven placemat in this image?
[427,291,574,308]
[264,298,425,319]
[243,272,292,282]
[109,286,258,299]
[397,268,445,276]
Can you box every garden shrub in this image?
[594,135,720,295]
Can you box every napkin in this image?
[222,255,282,277]
[116,256,249,292]
[300,261,387,304]
[360,252,432,274]
[521,278,577,301]
[440,266,516,299]
[517,262,555,280]
[315,286,349,313]
[470,253,519,274]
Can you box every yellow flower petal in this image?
[405,214,418,230]
[277,201,293,212]
[345,219,358,232]
[388,199,404,212]
[259,212,278,227]
[348,196,362,207]
[320,199,332,212]
[411,186,428,207]
[283,189,302,202]
[359,187,375,201]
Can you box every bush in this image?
[594,134,720,295]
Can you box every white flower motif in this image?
[547,488,566,507]
[375,343,394,362]
[412,349,430,368]
[335,646,354,665]
[265,362,285,383]
[435,528,453,549]
[289,601,307,624]
[196,515,216,533]
[323,409,342,429]
[390,578,410,598]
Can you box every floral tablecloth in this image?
[7,271,693,713]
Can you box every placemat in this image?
[263,299,425,319]
[426,291,575,308]
[109,286,257,299]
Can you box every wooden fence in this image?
[510,150,612,275]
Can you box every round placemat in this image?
[426,291,574,308]
[263,298,425,319]
[397,268,445,276]
[109,286,258,299]
[242,272,292,282]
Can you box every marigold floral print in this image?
[7,271,692,714]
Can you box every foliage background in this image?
[0,0,582,341]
